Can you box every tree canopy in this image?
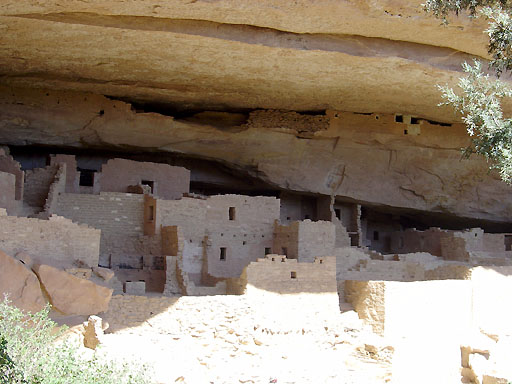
[424,0,512,182]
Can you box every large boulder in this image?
[0,250,46,313]
[33,264,113,316]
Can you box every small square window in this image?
[291,271,297,279]
[141,180,154,194]
[265,247,271,255]
[78,169,95,187]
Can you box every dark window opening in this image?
[403,129,408,135]
[505,236,512,251]
[410,117,420,125]
[79,169,95,187]
[220,247,226,261]
[334,208,341,220]
[395,115,403,123]
[282,247,288,256]
[319,259,323,264]
[243,241,246,245]
[265,247,271,255]
[291,271,297,279]
[286,216,291,220]
[141,180,154,194]
[229,207,236,221]
[304,215,310,220]
[373,231,379,241]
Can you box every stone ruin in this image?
[1,150,512,382]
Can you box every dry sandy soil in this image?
[96,293,392,384]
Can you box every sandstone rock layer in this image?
[33,264,113,316]
[0,250,46,313]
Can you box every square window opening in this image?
[79,169,95,187]
[291,271,297,279]
[141,180,154,194]
[265,247,271,255]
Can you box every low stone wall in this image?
[237,255,337,294]
[0,215,100,267]
[345,279,473,339]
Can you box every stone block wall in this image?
[273,220,336,262]
[345,279,473,338]
[297,220,336,262]
[55,192,144,236]
[0,171,15,215]
[50,154,79,193]
[0,149,24,200]
[205,226,273,278]
[206,195,280,226]
[273,221,299,259]
[156,197,208,242]
[55,192,145,267]
[0,215,100,267]
[39,163,66,218]
[240,255,337,294]
[98,158,190,200]
[23,165,58,208]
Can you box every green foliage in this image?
[0,298,153,384]
[440,61,512,182]
[424,0,512,182]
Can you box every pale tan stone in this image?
[92,266,115,282]
[33,264,113,316]
[0,250,46,313]
[83,315,105,350]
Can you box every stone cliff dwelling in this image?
[2,1,512,382]
[2,147,512,295]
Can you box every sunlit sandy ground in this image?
[99,294,392,384]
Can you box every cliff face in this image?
[0,1,511,222]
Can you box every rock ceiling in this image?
[1,0,512,223]
[0,0,494,119]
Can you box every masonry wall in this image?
[98,158,190,200]
[297,220,336,262]
[206,226,273,278]
[0,171,15,215]
[56,192,144,236]
[156,197,208,242]
[273,222,300,259]
[242,255,337,294]
[39,164,66,218]
[55,192,145,267]
[204,195,280,279]
[345,279,473,338]
[0,149,24,200]
[23,165,58,208]
[0,215,100,267]
[50,154,79,193]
